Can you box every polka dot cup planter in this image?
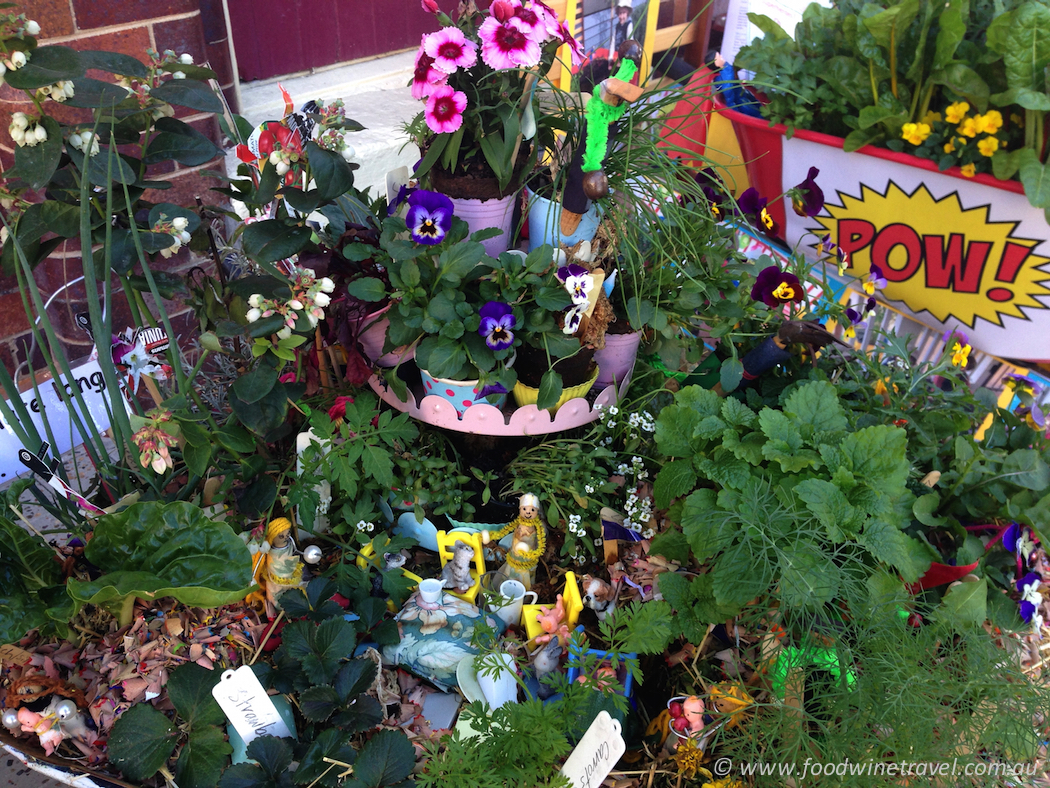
[418,368,508,417]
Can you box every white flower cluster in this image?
[153,216,192,259]
[627,410,656,435]
[38,81,75,102]
[68,130,100,157]
[246,266,335,339]
[9,113,46,147]
[624,488,654,537]
[170,52,193,78]
[356,519,375,533]
[568,545,587,566]
[615,456,648,481]
[567,513,586,538]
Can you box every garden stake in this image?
[249,610,284,665]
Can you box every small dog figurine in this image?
[581,574,618,622]
[440,540,475,594]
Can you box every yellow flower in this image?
[951,341,971,367]
[978,136,999,157]
[772,281,797,301]
[975,110,1003,134]
[901,122,932,145]
[843,324,856,340]
[958,117,978,137]
[960,163,976,178]
[873,377,899,397]
[922,110,942,124]
[1011,112,1024,127]
[943,139,955,154]
[945,102,970,124]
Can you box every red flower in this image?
[328,395,355,421]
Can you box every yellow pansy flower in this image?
[843,324,857,340]
[960,163,976,177]
[978,136,999,157]
[873,377,899,397]
[951,341,971,367]
[958,117,978,137]
[922,110,942,125]
[901,122,932,145]
[945,102,970,123]
[943,139,955,154]
[975,110,1003,134]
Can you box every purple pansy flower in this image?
[750,266,803,308]
[406,190,454,245]
[942,327,969,346]
[556,264,594,305]
[1017,572,1042,625]
[478,301,516,350]
[863,264,888,294]
[1003,523,1022,554]
[563,302,585,334]
[474,381,509,401]
[737,187,766,217]
[845,308,862,325]
[792,166,824,217]
[387,183,415,216]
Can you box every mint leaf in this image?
[655,404,702,457]
[676,385,722,416]
[653,459,698,509]
[840,425,909,494]
[784,380,848,440]
[795,479,858,541]
[721,396,758,428]
[758,408,802,450]
[779,542,839,609]
[859,519,934,583]
[721,429,766,465]
[680,489,736,561]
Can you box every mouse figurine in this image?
[371,550,409,598]
[531,638,563,700]
[581,574,618,622]
[441,540,475,594]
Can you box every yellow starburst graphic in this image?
[812,182,1050,327]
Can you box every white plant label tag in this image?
[559,710,626,788]
[212,666,292,744]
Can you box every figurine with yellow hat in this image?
[244,517,321,616]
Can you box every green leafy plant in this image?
[65,501,255,625]
[107,663,232,788]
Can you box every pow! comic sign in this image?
[779,137,1050,362]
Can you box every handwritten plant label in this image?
[212,666,293,745]
[559,710,626,788]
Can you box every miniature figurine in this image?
[441,540,476,594]
[482,494,547,590]
[534,594,571,646]
[372,551,409,598]
[667,694,705,746]
[9,698,99,759]
[581,574,618,621]
[245,518,311,616]
[531,639,563,700]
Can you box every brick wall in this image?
[0,0,235,382]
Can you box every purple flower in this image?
[737,186,779,237]
[406,190,454,245]
[845,308,862,325]
[819,234,835,253]
[474,382,509,401]
[111,333,135,366]
[1032,404,1046,429]
[1003,523,1022,554]
[701,184,727,222]
[750,266,803,308]
[478,301,516,350]
[737,187,767,217]
[863,264,887,295]
[387,183,415,216]
[865,297,877,313]
[942,328,970,347]
[556,264,594,304]
[1020,598,1038,624]
[792,167,824,217]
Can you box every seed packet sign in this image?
[776,134,1050,362]
[0,358,115,482]
[212,666,293,744]
[559,710,626,788]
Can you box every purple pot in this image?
[593,331,641,388]
[449,193,517,257]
